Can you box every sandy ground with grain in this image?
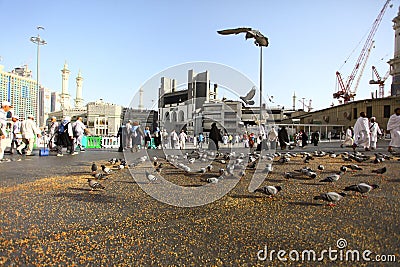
[0,143,399,266]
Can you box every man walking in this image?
[72,116,86,153]
[17,114,41,156]
[352,112,370,151]
[179,129,187,149]
[48,116,59,151]
[387,107,400,153]
[0,101,12,160]
[10,115,22,154]
[369,117,382,150]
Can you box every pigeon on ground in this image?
[145,170,157,183]
[340,166,348,172]
[207,177,219,184]
[101,165,112,174]
[306,171,317,179]
[317,165,325,171]
[254,186,282,198]
[319,172,342,183]
[371,167,387,175]
[91,163,97,174]
[155,163,163,173]
[92,173,108,180]
[345,164,363,171]
[344,183,379,197]
[247,161,257,169]
[88,179,105,190]
[108,158,118,165]
[264,163,273,173]
[313,192,346,206]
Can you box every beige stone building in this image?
[283,96,400,133]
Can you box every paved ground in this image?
[0,140,399,266]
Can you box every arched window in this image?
[171,111,177,122]
[178,110,184,122]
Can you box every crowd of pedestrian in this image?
[0,102,399,160]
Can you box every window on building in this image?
[384,105,391,118]
[353,108,357,119]
[366,106,372,118]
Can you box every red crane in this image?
[333,0,391,103]
[369,66,390,98]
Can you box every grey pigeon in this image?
[319,172,342,183]
[91,163,97,174]
[101,165,112,174]
[255,185,282,198]
[88,179,105,190]
[92,173,108,180]
[313,192,346,206]
[344,183,379,196]
[145,170,157,183]
[371,166,386,175]
[207,177,219,184]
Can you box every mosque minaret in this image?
[60,61,71,109]
[75,70,84,108]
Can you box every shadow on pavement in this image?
[53,191,116,203]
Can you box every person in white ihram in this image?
[387,107,400,153]
[369,117,382,150]
[17,114,42,156]
[340,126,354,148]
[352,111,370,151]
[0,101,12,160]
[179,129,187,149]
[72,116,86,153]
[170,129,179,149]
[267,126,278,150]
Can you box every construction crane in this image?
[333,0,391,104]
[369,66,390,98]
[352,41,375,97]
[298,98,313,112]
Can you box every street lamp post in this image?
[30,26,46,123]
[217,27,269,123]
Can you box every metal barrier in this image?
[86,136,102,149]
[101,136,120,149]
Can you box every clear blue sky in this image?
[1,0,399,111]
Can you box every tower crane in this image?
[298,98,313,112]
[369,66,390,98]
[333,0,391,104]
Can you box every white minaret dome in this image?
[75,70,84,108]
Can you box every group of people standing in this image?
[0,101,88,160]
[350,109,400,152]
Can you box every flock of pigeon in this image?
[86,149,393,207]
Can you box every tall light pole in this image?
[217,27,269,123]
[30,26,46,123]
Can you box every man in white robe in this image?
[369,117,382,150]
[353,112,370,151]
[387,107,400,153]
